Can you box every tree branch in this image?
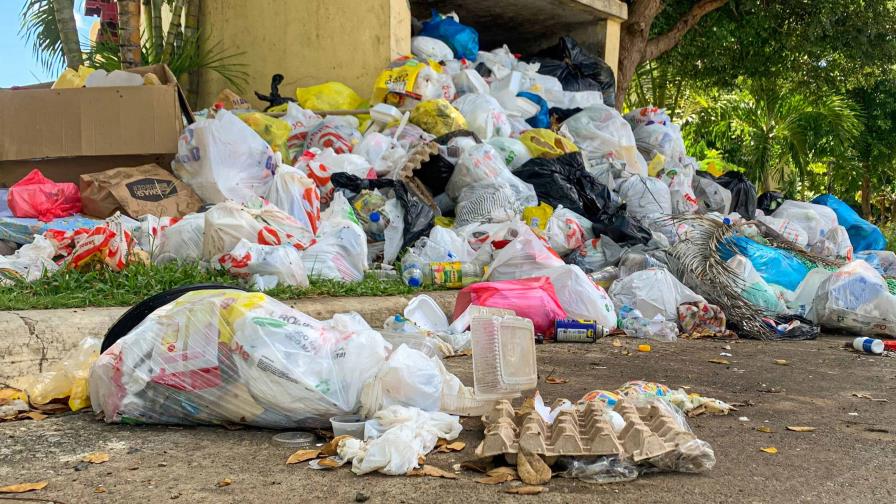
[642,0,728,63]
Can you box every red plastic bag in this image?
[8,169,82,222]
[453,276,567,338]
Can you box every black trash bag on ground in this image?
[331,173,434,249]
[716,171,757,219]
[767,314,819,341]
[527,36,616,107]
[757,191,785,215]
[515,153,652,245]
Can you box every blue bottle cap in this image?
[369,211,381,223]
[408,276,422,288]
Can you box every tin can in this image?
[430,261,463,288]
[555,319,607,343]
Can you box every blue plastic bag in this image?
[517,92,550,129]
[718,235,809,291]
[811,194,887,252]
[419,11,479,61]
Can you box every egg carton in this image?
[474,397,698,462]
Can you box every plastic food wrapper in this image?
[238,112,291,162]
[282,102,323,161]
[812,194,887,252]
[47,214,135,272]
[8,169,82,222]
[619,308,679,342]
[340,405,462,476]
[563,105,646,176]
[446,143,537,208]
[677,301,729,337]
[0,235,59,284]
[263,165,321,235]
[13,337,100,412]
[718,235,809,291]
[216,239,309,289]
[813,260,896,337]
[152,213,205,265]
[372,59,452,107]
[303,116,363,155]
[409,99,467,137]
[453,276,566,336]
[609,269,705,320]
[90,290,389,428]
[173,109,276,204]
[301,193,368,281]
[520,128,579,159]
[295,81,365,111]
[419,11,479,61]
[201,199,316,261]
[451,93,512,140]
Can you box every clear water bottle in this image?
[365,211,387,241]
[401,252,428,288]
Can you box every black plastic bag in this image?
[757,191,785,215]
[767,314,819,341]
[331,173,434,250]
[716,171,757,219]
[527,36,616,107]
[412,130,480,196]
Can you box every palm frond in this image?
[20,0,64,74]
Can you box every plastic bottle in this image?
[619,307,678,342]
[365,210,387,241]
[401,252,430,288]
[852,337,884,355]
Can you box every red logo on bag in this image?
[257,226,282,245]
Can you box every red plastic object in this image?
[453,276,567,338]
[8,169,82,222]
[884,340,896,351]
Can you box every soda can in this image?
[555,319,608,343]
[430,262,463,288]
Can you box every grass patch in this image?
[0,262,424,310]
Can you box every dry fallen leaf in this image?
[0,481,48,493]
[406,465,457,479]
[460,459,493,473]
[504,486,546,495]
[786,426,816,432]
[286,449,321,465]
[434,439,466,453]
[516,450,551,485]
[95,486,107,493]
[476,466,518,484]
[852,393,889,402]
[756,426,774,433]
[24,411,48,421]
[759,447,778,454]
[708,358,731,365]
[545,375,569,385]
[83,452,110,464]
[611,338,623,347]
[215,478,232,487]
[321,435,352,456]
[774,359,789,365]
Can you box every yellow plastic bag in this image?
[520,129,579,158]
[51,65,96,89]
[409,99,467,137]
[371,59,444,106]
[522,202,554,231]
[238,112,291,162]
[648,153,666,177]
[295,82,366,111]
[12,336,101,412]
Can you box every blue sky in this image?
[1,0,97,87]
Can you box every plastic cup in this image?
[852,337,884,355]
[330,415,366,439]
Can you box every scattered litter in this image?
[756,426,773,433]
[774,359,789,365]
[759,447,778,455]
[852,393,888,402]
[286,449,321,464]
[82,452,110,464]
[785,426,816,432]
[504,485,546,495]
[215,478,233,488]
[406,465,457,479]
[709,359,731,365]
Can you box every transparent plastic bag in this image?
[813,260,896,337]
[0,235,59,284]
[451,93,512,140]
[809,224,853,260]
[556,456,639,484]
[90,290,389,428]
[617,175,672,220]
[772,200,838,246]
[282,102,323,161]
[756,213,809,249]
[264,165,322,235]
[359,345,443,416]
[201,200,316,261]
[562,105,646,176]
[153,213,205,265]
[545,206,594,256]
[238,112,291,162]
[572,235,624,273]
[15,336,100,412]
[215,239,309,288]
[487,137,532,170]
[446,143,537,208]
[301,193,368,281]
[485,225,565,281]
[609,269,705,320]
[173,109,275,204]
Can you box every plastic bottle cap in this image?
[638,344,652,352]
[408,277,422,288]
[369,211,381,223]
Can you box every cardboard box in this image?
[0,64,193,186]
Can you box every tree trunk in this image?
[861,172,872,218]
[151,0,164,60]
[118,0,142,68]
[616,0,728,109]
[53,0,82,69]
[182,0,202,107]
[162,0,186,63]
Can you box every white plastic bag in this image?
[756,214,809,249]
[609,269,705,320]
[301,193,368,281]
[562,105,646,176]
[451,93,512,140]
[263,165,321,235]
[809,224,853,260]
[172,109,275,204]
[772,201,838,246]
[485,225,565,281]
[662,160,699,214]
[0,235,58,284]
[153,213,205,265]
[411,36,454,61]
[359,345,443,415]
[452,69,490,95]
[487,137,532,170]
[282,102,323,162]
[295,148,374,206]
[382,198,405,265]
[545,206,594,256]
[446,143,536,207]
[694,175,732,215]
[355,132,408,176]
[813,260,896,336]
[542,265,617,328]
[617,175,672,220]
[201,200,316,261]
[216,239,309,288]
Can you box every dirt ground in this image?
[2,336,894,504]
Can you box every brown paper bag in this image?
[80,164,203,218]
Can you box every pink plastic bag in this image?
[8,169,82,222]
[453,276,567,338]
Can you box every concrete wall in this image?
[197,0,411,110]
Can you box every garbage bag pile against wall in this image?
[90,290,390,428]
